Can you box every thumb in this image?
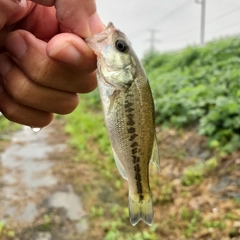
[29,0,105,37]
[55,0,105,37]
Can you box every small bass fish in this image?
[86,22,160,226]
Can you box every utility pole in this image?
[195,0,206,45]
[147,29,161,52]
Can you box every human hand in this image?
[0,0,104,128]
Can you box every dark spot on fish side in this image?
[131,142,138,147]
[127,113,134,118]
[132,155,140,164]
[125,108,134,113]
[129,133,138,141]
[134,164,143,195]
[139,194,144,202]
[127,119,135,126]
[134,164,141,173]
[125,102,134,109]
[126,111,135,126]
[137,180,142,195]
[128,128,136,134]
[132,148,138,155]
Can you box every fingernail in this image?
[0,56,12,78]
[48,43,81,65]
[5,32,27,59]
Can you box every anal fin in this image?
[151,134,161,173]
[112,147,127,180]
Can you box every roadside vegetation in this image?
[64,37,240,240]
[143,37,240,153]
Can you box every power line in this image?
[163,21,240,44]
[130,0,240,52]
[162,3,240,41]
[206,18,240,36]
[206,4,240,25]
[131,0,192,38]
[161,23,199,40]
[153,0,193,25]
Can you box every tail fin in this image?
[128,194,154,226]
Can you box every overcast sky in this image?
[96,0,240,58]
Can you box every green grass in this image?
[181,157,218,186]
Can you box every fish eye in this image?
[115,40,128,53]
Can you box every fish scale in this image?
[86,22,160,226]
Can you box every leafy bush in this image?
[143,37,240,153]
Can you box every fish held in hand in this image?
[86,22,160,226]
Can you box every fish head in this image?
[86,22,139,90]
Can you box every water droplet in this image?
[31,127,42,133]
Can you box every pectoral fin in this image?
[151,135,161,173]
[112,147,127,180]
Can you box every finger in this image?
[0,83,53,128]
[29,0,104,37]
[5,30,97,93]
[0,53,79,114]
[0,0,34,28]
[46,32,96,67]
[28,0,55,6]
[55,0,105,37]
[16,5,58,41]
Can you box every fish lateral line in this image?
[134,162,143,196]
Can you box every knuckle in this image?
[13,81,29,104]
[30,58,50,83]
[57,94,79,114]
[77,72,97,93]
[2,102,21,122]
[35,113,53,128]
[3,65,30,104]
[3,103,53,127]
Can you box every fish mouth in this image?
[85,22,117,54]
[94,22,116,43]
